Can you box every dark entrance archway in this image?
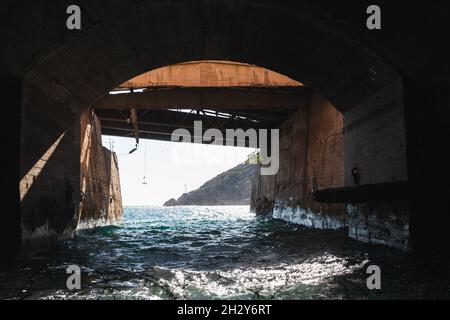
[2,1,449,261]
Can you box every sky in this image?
[102,135,257,206]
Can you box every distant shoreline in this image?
[163,163,257,207]
[123,204,252,208]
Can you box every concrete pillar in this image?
[253,93,346,227]
[79,111,123,228]
[0,77,22,266]
[19,81,81,251]
[404,78,450,255]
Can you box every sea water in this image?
[1,206,449,299]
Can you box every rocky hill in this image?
[163,163,257,206]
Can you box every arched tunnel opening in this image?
[1,1,450,300]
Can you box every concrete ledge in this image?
[313,181,411,203]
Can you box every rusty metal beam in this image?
[312,182,411,203]
[94,86,312,111]
[97,109,280,147]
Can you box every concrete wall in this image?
[343,79,407,186]
[1,78,22,264]
[19,81,81,251]
[346,202,410,250]
[252,81,411,251]
[253,92,346,229]
[403,77,450,255]
[343,79,409,251]
[79,111,123,229]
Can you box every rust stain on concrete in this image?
[118,61,302,89]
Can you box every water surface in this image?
[1,206,449,299]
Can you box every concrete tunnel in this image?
[1,1,450,264]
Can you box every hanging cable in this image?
[142,140,148,185]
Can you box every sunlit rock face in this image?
[163,198,177,207]
[164,163,257,206]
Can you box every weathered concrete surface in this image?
[119,60,302,88]
[252,92,346,229]
[343,79,409,250]
[18,86,122,252]
[19,81,80,251]
[79,111,123,228]
[343,79,407,186]
[347,202,410,251]
[252,85,410,250]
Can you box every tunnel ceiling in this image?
[0,0,411,116]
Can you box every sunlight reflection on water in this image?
[2,206,449,300]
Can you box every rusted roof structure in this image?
[117,60,302,89]
[95,61,310,145]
